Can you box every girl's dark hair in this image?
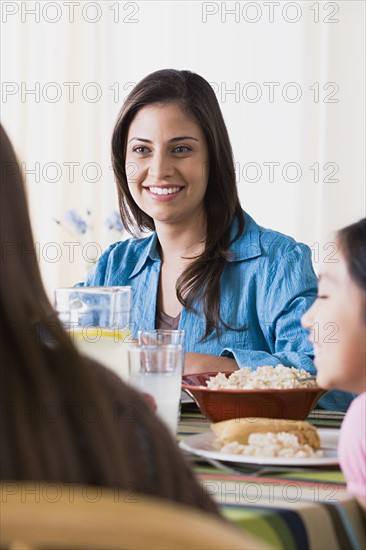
[0,124,220,516]
[337,218,366,293]
[112,69,244,340]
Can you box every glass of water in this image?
[138,329,186,409]
[138,329,185,366]
[128,344,183,434]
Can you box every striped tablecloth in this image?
[178,406,366,550]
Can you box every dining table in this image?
[177,404,366,550]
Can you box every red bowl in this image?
[182,372,326,422]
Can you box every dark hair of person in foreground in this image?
[0,124,220,517]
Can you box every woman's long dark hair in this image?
[112,69,244,340]
[337,218,366,299]
[0,125,219,515]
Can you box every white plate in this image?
[179,429,339,467]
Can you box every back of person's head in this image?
[1,126,218,515]
[1,125,51,329]
[0,125,127,485]
[112,69,242,236]
[337,218,366,303]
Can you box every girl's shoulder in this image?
[347,391,366,417]
[340,392,366,440]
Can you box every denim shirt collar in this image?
[227,211,261,262]
[128,233,160,279]
[128,210,261,279]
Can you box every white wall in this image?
[1,0,365,293]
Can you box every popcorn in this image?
[206,365,317,390]
[217,432,323,458]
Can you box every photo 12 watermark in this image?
[209,81,340,104]
[2,159,118,184]
[201,2,340,24]
[1,1,141,24]
[202,480,339,505]
[1,481,140,504]
[232,161,340,184]
[2,239,103,265]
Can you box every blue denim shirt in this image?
[80,211,353,411]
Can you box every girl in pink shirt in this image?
[302,218,366,510]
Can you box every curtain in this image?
[1,1,364,293]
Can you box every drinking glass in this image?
[138,330,185,360]
[128,344,183,434]
[138,329,187,408]
[54,286,132,381]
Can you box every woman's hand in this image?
[183,352,238,375]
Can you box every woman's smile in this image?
[144,185,184,200]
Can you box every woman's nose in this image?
[148,151,174,179]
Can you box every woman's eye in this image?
[173,146,191,154]
[133,146,149,154]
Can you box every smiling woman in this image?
[80,69,353,412]
[125,103,209,235]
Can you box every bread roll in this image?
[211,417,321,450]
